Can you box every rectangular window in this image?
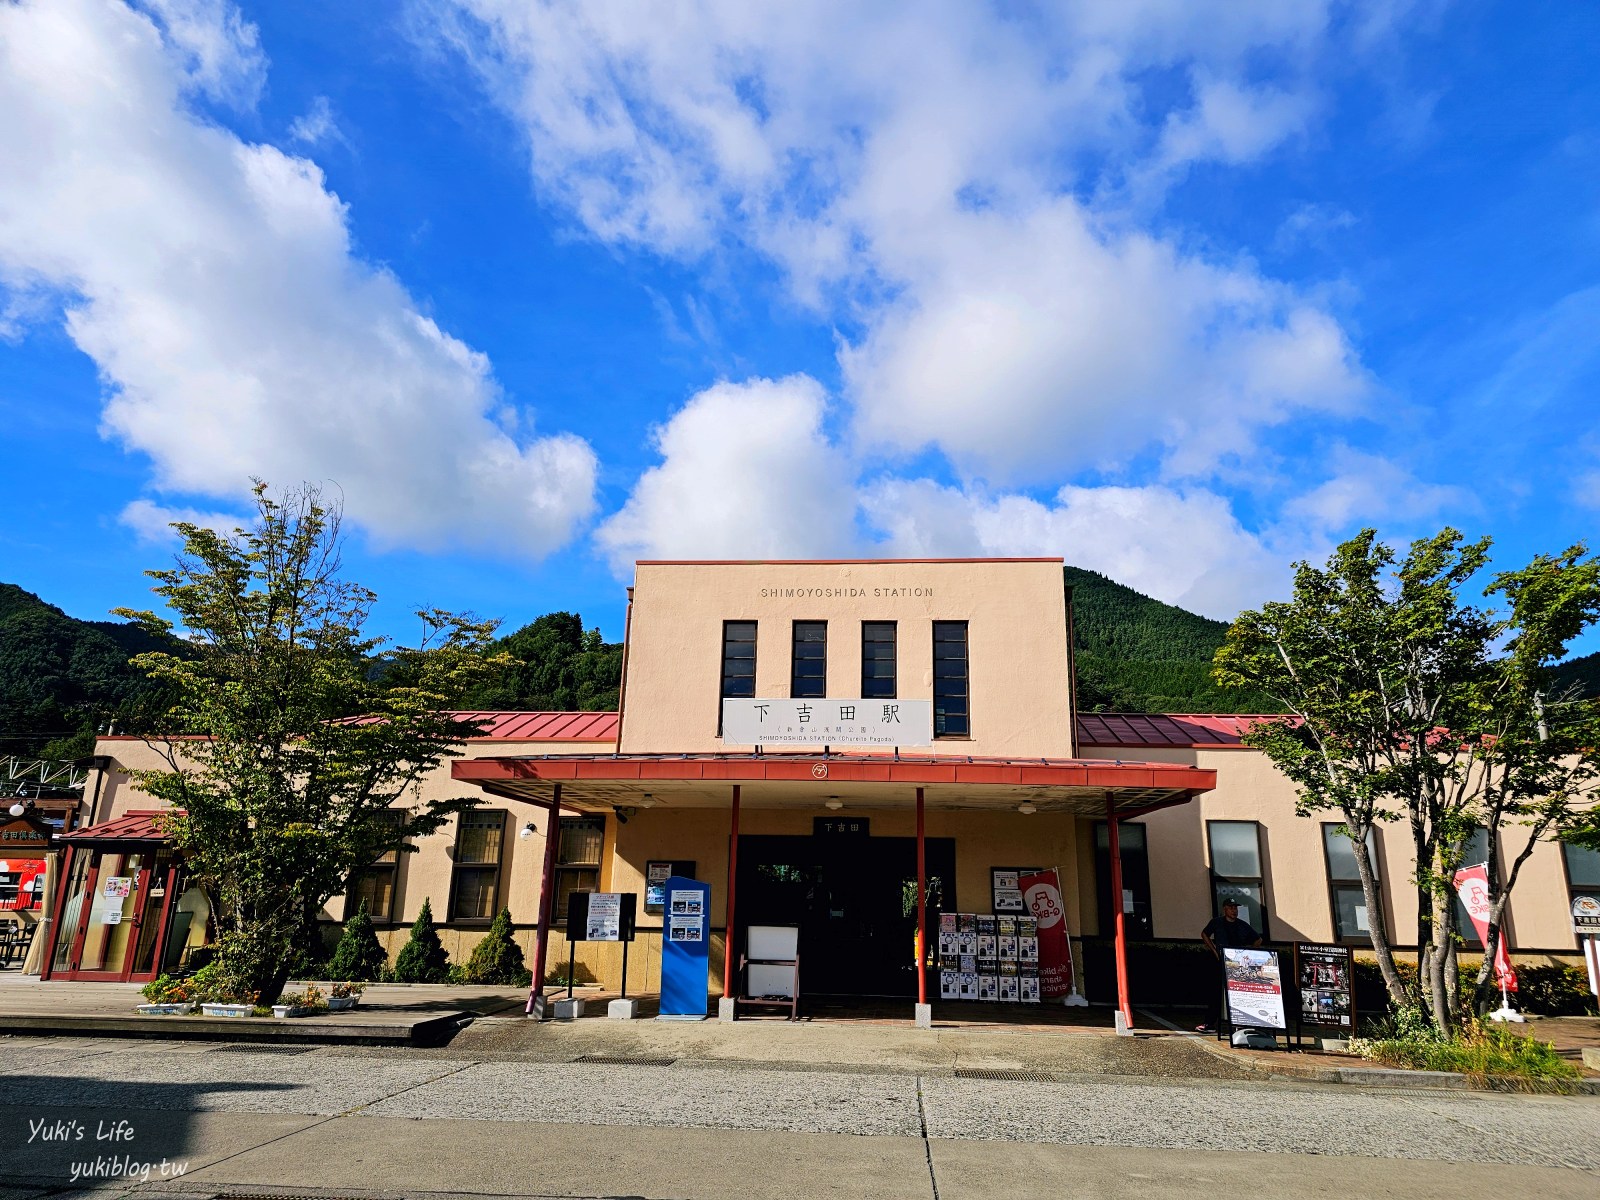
[1207,820,1269,938]
[553,816,606,924]
[1321,823,1379,944]
[719,620,757,732]
[1564,844,1600,939]
[861,621,897,699]
[347,809,407,923]
[932,621,969,738]
[1094,823,1153,940]
[448,808,506,922]
[1453,827,1490,948]
[791,621,827,698]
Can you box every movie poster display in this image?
[1223,947,1287,1030]
[1294,943,1354,1031]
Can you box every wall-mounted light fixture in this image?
[518,820,538,840]
[825,797,843,810]
[1016,803,1037,815]
[636,794,658,809]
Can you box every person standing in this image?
[1198,898,1262,1032]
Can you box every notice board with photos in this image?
[564,891,638,942]
[1223,947,1288,1031]
[645,861,697,915]
[1294,943,1355,1032]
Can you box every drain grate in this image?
[954,1067,1055,1082]
[573,1053,676,1066]
[209,1044,315,1055]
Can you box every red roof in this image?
[61,809,176,842]
[1076,713,1294,748]
[451,711,619,742]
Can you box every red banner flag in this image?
[1453,864,1517,992]
[1019,868,1075,999]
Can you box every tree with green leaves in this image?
[393,897,450,983]
[1215,529,1600,1030]
[115,482,507,1005]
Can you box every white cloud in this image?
[1281,446,1470,529]
[139,0,266,108]
[861,478,1288,619]
[422,1,1390,483]
[119,498,246,544]
[0,0,596,558]
[288,95,346,150]
[595,376,856,570]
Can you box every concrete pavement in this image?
[2,1033,1598,1199]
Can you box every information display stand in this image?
[658,876,711,1020]
[564,892,638,998]
[736,924,800,1021]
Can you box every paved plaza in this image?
[3,1016,1599,1200]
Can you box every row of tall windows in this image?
[1095,821,1587,948]
[346,810,603,925]
[720,619,970,737]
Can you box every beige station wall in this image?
[88,735,612,968]
[1082,742,1586,959]
[619,559,1074,759]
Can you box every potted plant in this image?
[270,984,327,1018]
[327,981,364,1011]
[190,961,258,1017]
[135,974,195,1015]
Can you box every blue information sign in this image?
[657,876,711,1020]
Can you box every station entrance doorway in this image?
[735,833,955,998]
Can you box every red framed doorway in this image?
[44,838,183,984]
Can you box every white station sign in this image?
[721,698,933,747]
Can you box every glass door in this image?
[63,851,152,980]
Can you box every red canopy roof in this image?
[60,809,176,843]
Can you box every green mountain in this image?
[0,582,178,758]
[1065,567,1281,714]
[1553,650,1600,699]
[460,611,623,712]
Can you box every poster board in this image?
[991,866,1041,915]
[645,861,696,915]
[1223,947,1287,1031]
[1294,943,1354,1032]
[564,892,637,942]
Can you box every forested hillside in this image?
[0,583,178,758]
[1065,567,1281,713]
[1553,650,1600,699]
[9,570,1588,748]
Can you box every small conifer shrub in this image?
[463,907,531,986]
[326,901,389,982]
[393,897,451,983]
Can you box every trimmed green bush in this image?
[463,907,531,986]
[326,901,389,982]
[393,898,451,983]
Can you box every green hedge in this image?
[1353,957,1596,1018]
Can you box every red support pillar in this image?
[916,786,927,1007]
[722,784,741,999]
[1106,792,1133,1031]
[526,783,562,1016]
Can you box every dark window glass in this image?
[449,809,506,922]
[347,809,407,923]
[861,621,897,699]
[932,621,969,737]
[1453,827,1490,948]
[1565,843,1600,889]
[553,817,606,924]
[1094,822,1152,939]
[719,620,758,732]
[1322,824,1379,944]
[791,621,827,698]
[1207,820,1269,938]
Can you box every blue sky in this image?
[2,0,1597,654]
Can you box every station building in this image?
[45,559,1599,1017]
